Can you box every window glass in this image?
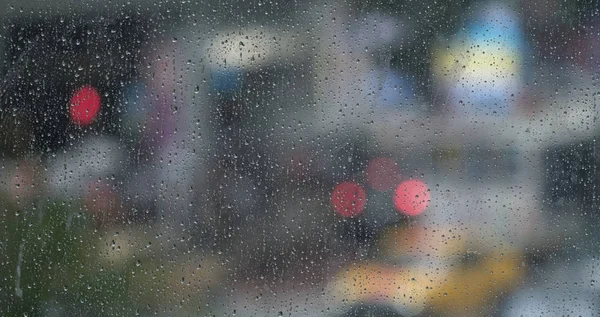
[0,1,599,316]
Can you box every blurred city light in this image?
[69,85,101,126]
[331,181,367,217]
[365,157,401,191]
[394,180,430,216]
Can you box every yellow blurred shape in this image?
[379,226,467,262]
[332,263,428,315]
[373,226,526,315]
[431,43,521,85]
[428,251,525,316]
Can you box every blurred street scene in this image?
[1,0,600,316]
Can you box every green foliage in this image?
[0,200,139,316]
[0,201,87,315]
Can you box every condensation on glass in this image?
[0,1,599,316]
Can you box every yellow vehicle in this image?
[329,225,526,316]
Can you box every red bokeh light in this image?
[69,85,101,126]
[331,181,367,218]
[394,179,430,216]
[365,157,401,191]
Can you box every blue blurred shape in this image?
[211,69,243,93]
[122,82,151,128]
[366,68,416,110]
